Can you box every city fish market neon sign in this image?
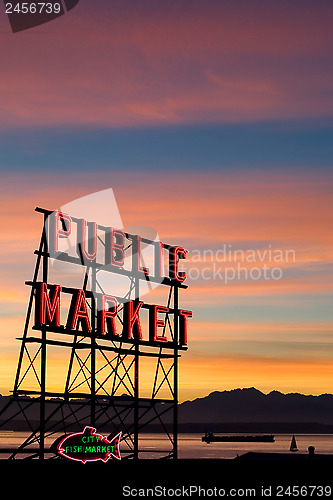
[31,210,192,347]
[57,427,122,463]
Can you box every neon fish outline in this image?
[57,426,122,464]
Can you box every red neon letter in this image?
[179,309,192,345]
[68,289,92,333]
[122,300,143,340]
[136,235,149,275]
[98,294,118,336]
[78,219,97,262]
[50,211,72,254]
[149,305,169,343]
[154,241,164,278]
[169,246,187,283]
[105,229,125,267]
[35,282,62,327]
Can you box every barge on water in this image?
[202,431,275,443]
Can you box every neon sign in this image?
[49,210,188,283]
[57,427,122,463]
[33,281,192,346]
[29,210,192,348]
[4,204,192,461]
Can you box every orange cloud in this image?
[115,172,333,248]
[1,171,332,301]
[188,320,333,343]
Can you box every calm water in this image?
[140,433,333,459]
[1,432,333,459]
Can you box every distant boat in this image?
[202,431,275,443]
[290,434,298,452]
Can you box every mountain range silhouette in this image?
[1,388,333,433]
[177,388,333,432]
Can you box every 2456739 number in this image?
[276,485,332,497]
[5,3,62,14]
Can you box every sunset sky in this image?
[0,0,332,401]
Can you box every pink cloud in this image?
[0,1,332,127]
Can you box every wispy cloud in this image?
[1,1,332,128]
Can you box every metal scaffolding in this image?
[0,207,189,460]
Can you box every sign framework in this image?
[0,207,192,460]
